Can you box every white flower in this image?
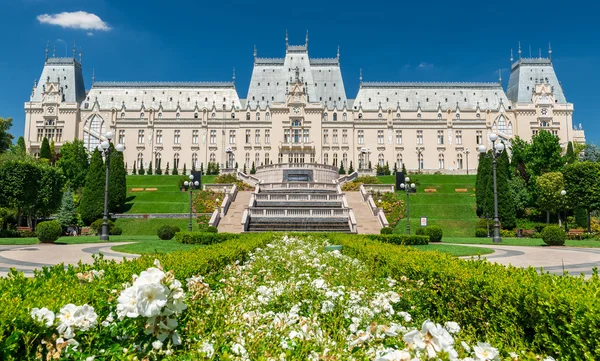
[444,321,461,334]
[473,342,500,361]
[399,311,412,323]
[199,341,215,357]
[56,337,79,350]
[321,300,334,313]
[231,343,247,356]
[73,304,97,331]
[542,358,555,361]
[31,307,55,327]
[116,286,139,319]
[85,356,95,361]
[374,349,412,361]
[57,304,78,339]
[152,340,163,349]
[461,341,471,353]
[311,278,327,289]
[136,283,168,317]
[421,320,455,358]
[403,330,426,351]
[135,267,165,287]
[349,330,370,347]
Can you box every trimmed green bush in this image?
[541,225,566,246]
[475,228,488,237]
[499,229,515,238]
[364,234,429,245]
[111,226,123,236]
[206,226,218,233]
[425,225,443,242]
[35,220,62,243]
[90,218,117,235]
[174,231,239,245]
[380,227,393,234]
[157,225,180,240]
[415,227,426,236]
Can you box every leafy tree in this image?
[182,163,187,175]
[348,161,354,174]
[496,148,516,229]
[49,139,56,165]
[40,137,51,160]
[509,136,529,181]
[250,162,256,175]
[56,187,77,228]
[0,117,14,153]
[509,176,531,219]
[56,139,89,190]
[11,136,26,156]
[0,160,41,225]
[79,149,106,225]
[565,141,576,164]
[475,152,492,217]
[108,145,127,214]
[563,161,600,231]
[536,172,565,223]
[525,130,563,177]
[582,143,600,162]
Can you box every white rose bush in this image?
[1,233,595,359]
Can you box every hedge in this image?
[335,236,600,360]
[0,233,275,360]
[35,221,62,243]
[364,234,429,245]
[174,231,239,245]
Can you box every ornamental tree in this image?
[535,172,565,224]
[147,161,153,175]
[563,161,600,231]
[0,117,14,153]
[56,187,78,228]
[565,141,576,164]
[34,164,64,219]
[525,130,563,177]
[40,137,51,160]
[109,144,127,213]
[56,139,89,190]
[496,148,516,229]
[79,149,106,225]
[348,161,354,174]
[475,152,492,218]
[509,136,529,181]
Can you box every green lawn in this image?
[115,218,200,235]
[411,244,494,257]
[0,235,156,246]
[124,175,215,214]
[443,237,600,248]
[111,239,201,254]
[377,175,478,237]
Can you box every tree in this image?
[132,162,137,175]
[124,162,128,175]
[565,141,576,164]
[0,117,14,153]
[509,176,531,219]
[250,162,256,175]
[165,162,170,175]
[535,172,565,224]
[11,136,26,156]
[182,163,187,175]
[79,149,106,224]
[525,130,563,177]
[147,161,153,175]
[496,148,516,229]
[40,137,51,160]
[56,187,77,228]
[401,163,407,175]
[393,162,398,174]
[155,158,162,175]
[34,165,64,220]
[476,152,492,217]
[563,161,600,232]
[339,163,346,175]
[348,161,354,174]
[49,139,56,165]
[509,136,529,181]
[0,160,41,225]
[243,163,247,174]
[172,162,179,175]
[109,145,127,214]
[200,163,204,175]
[138,161,145,175]
[56,139,89,190]
[582,144,600,162]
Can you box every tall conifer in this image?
[80,149,106,224]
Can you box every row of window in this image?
[36,128,63,142]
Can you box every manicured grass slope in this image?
[378,174,478,237]
[124,175,215,213]
[114,218,200,235]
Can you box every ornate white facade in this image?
[24,38,585,174]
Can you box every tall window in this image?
[438,154,444,169]
[284,129,290,143]
[437,130,444,145]
[358,130,364,144]
[118,130,125,144]
[173,153,180,170]
[418,152,424,170]
[358,153,365,169]
[256,112,260,121]
[310,153,315,163]
[56,128,63,142]
[508,122,513,136]
[333,129,338,144]
[476,131,483,144]
[293,129,300,143]
[265,130,270,144]
[229,130,236,144]
[245,130,251,144]
[245,153,250,168]
[342,129,348,144]
[417,130,423,145]
[378,130,384,145]
[265,112,270,121]
[333,113,338,121]
[246,112,250,120]
[210,153,216,163]
[378,153,384,167]
[343,153,348,168]
[265,153,270,165]
[156,130,162,144]
[192,130,198,144]
[155,153,161,169]
[210,130,216,144]
[138,130,144,144]
[37,128,43,142]
[343,113,347,121]
[323,130,329,144]
[303,129,309,143]
[498,115,507,134]
[333,153,338,166]
[396,130,402,145]
[255,130,261,144]
[192,153,198,168]
[176,113,180,119]
[278,153,283,163]
[324,113,328,121]
[324,153,329,165]
[396,154,403,169]
[137,153,143,168]
[456,130,462,145]
[174,130,181,144]
[457,153,463,169]
[255,153,260,167]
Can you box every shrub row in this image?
[415,226,443,242]
[363,234,429,246]
[174,231,239,245]
[335,237,600,360]
[0,233,275,360]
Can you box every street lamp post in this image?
[98,131,124,241]
[464,148,470,175]
[416,147,424,174]
[478,133,505,243]
[400,176,416,235]
[184,174,200,232]
[561,189,567,232]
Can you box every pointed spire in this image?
[73,41,76,59]
[45,41,49,61]
[538,48,542,58]
[232,67,236,85]
[305,30,309,47]
[548,42,553,62]
[285,29,288,49]
[337,45,340,60]
[253,44,257,59]
[92,68,95,84]
[498,69,502,84]
[359,68,363,86]
[518,41,522,60]
[53,45,56,58]
[79,48,83,64]
[510,49,514,63]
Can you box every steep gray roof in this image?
[355,82,509,111]
[506,58,566,104]
[93,81,235,88]
[31,57,86,103]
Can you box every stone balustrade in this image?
[260,182,338,191]
[254,193,344,201]
[248,207,350,218]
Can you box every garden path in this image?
[345,192,382,234]
[218,191,252,233]
[0,243,137,278]
[458,244,600,278]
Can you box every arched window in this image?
[137,153,144,168]
[140,113,144,119]
[192,153,198,168]
[265,153,270,165]
[209,153,216,163]
[343,153,348,168]
[378,153,384,167]
[121,112,125,119]
[158,112,162,119]
[358,153,365,169]
[324,153,329,165]
[508,122,513,136]
[333,153,338,166]
[256,112,260,121]
[245,153,250,168]
[255,153,260,167]
[498,115,507,133]
[173,153,180,170]
[333,113,337,121]
[246,112,250,120]
[457,153,463,169]
[396,154,403,169]
[343,113,347,121]
[176,113,180,119]
[324,113,328,121]
[278,153,283,164]
[438,154,445,169]
[83,115,104,152]
[265,112,270,121]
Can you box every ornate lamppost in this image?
[400,176,416,235]
[561,189,567,232]
[98,131,124,241]
[478,133,505,243]
[184,174,200,232]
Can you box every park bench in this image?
[145,188,158,192]
[80,227,92,235]
[424,189,437,193]
[16,226,32,232]
[130,188,144,192]
[567,229,584,240]
[522,229,536,237]
[455,188,468,193]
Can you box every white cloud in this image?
[87,32,94,36]
[37,11,111,31]
[418,62,433,69]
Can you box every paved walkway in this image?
[345,192,382,234]
[0,243,137,278]
[218,191,252,233]
[458,244,600,277]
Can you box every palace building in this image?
[24,35,585,174]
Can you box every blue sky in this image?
[1,0,599,143]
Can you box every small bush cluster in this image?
[174,231,238,245]
[475,228,488,237]
[157,224,181,240]
[90,218,122,235]
[380,227,393,234]
[340,175,381,191]
[363,234,429,246]
[425,225,443,242]
[214,173,254,191]
[541,225,566,246]
[35,221,62,243]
